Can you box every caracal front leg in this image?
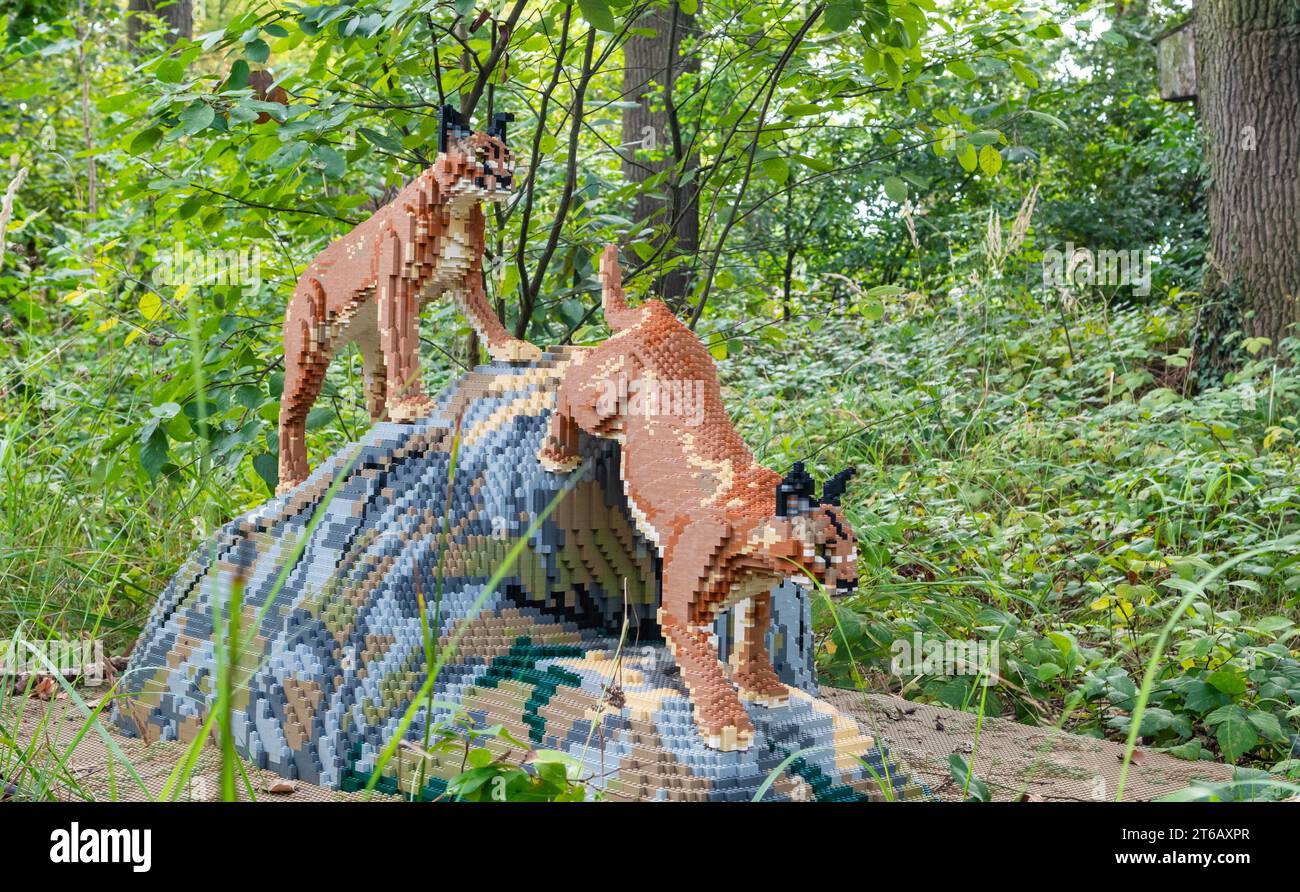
[458,260,540,363]
[730,592,789,707]
[277,278,329,495]
[377,226,431,421]
[660,519,755,751]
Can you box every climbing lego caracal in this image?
[277,105,539,493]
[540,245,859,751]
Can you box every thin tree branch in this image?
[690,4,825,327]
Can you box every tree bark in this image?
[1193,0,1300,375]
[620,0,700,311]
[127,0,192,47]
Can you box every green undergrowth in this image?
[719,288,1300,776]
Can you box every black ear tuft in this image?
[776,461,817,517]
[488,112,514,145]
[439,104,466,153]
[819,467,857,507]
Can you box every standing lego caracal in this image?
[541,245,860,751]
[277,106,540,493]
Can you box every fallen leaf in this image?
[263,779,296,794]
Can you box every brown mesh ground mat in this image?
[3,686,1234,802]
[820,688,1236,802]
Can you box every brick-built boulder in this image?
[114,350,929,801]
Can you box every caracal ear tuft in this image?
[819,466,857,507]
[776,461,817,517]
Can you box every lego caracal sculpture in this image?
[114,175,929,799]
[541,246,859,750]
[277,105,540,494]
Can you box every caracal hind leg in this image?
[660,519,754,751]
[730,593,789,707]
[537,354,620,472]
[538,402,582,473]
[358,336,388,422]
[277,281,329,494]
[376,226,430,420]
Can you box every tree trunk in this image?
[127,0,193,47]
[1192,0,1300,376]
[620,1,700,311]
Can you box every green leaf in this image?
[311,144,347,179]
[130,127,163,155]
[1207,669,1247,696]
[883,176,907,203]
[138,292,164,321]
[956,143,977,172]
[1160,739,1205,761]
[175,101,215,138]
[224,59,250,91]
[245,38,271,64]
[1035,662,1063,682]
[578,0,616,32]
[156,58,185,84]
[946,59,976,80]
[150,402,181,420]
[448,766,496,797]
[794,153,833,173]
[824,0,860,32]
[867,284,906,298]
[358,127,402,154]
[252,452,278,493]
[1180,680,1230,714]
[1010,61,1039,89]
[861,48,880,78]
[1205,705,1258,761]
[784,102,824,118]
[978,145,1002,176]
[529,749,583,780]
[140,428,170,480]
[1023,109,1068,130]
[762,156,789,184]
[947,754,990,802]
[1247,711,1288,744]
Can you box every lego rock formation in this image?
[277,104,540,494]
[540,245,860,751]
[114,352,927,801]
